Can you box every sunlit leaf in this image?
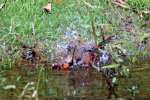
[16,76,21,82]
[112,77,118,85]
[0,3,4,9]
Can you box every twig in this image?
[71,45,76,66]
[91,20,97,45]
[92,64,100,72]
[112,1,130,9]
[19,82,35,100]
[92,64,118,99]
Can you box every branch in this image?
[112,1,130,9]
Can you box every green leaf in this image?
[132,56,138,63]
[115,57,124,63]
[112,77,117,84]
[112,77,118,86]
[3,85,16,90]
[120,66,130,77]
[102,64,120,69]
[139,33,149,42]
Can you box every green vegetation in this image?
[0,0,150,99]
[128,0,150,10]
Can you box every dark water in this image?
[0,62,150,100]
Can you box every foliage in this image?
[128,0,150,10]
[128,85,140,99]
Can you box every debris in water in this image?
[21,42,47,67]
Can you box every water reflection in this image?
[0,62,150,99]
